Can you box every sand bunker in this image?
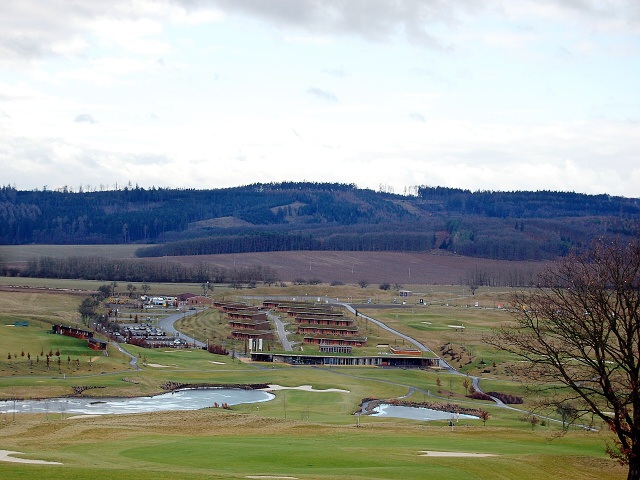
[246,476,298,479]
[263,384,349,393]
[146,363,173,368]
[0,450,62,465]
[66,414,103,420]
[419,451,496,457]
[210,361,226,365]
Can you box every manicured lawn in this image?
[0,410,623,480]
[0,282,626,479]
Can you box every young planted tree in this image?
[462,377,470,395]
[489,234,640,480]
[479,410,490,426]
[557,402,579,431]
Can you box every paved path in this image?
[267,312,294,351]
[339,303,432,353]
[157,309,205,348]
[111,341,140,369]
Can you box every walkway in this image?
[111,341,140,370]
[267,311,294,351]
[157,309,205,348]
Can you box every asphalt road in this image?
[267,312,294,351]
[157,309,205,348]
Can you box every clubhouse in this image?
[249,351,442,368]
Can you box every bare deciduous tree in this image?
[488,235,640,480]
[479,410,490,426]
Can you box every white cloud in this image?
[74,114,96,124]
[306,87,338,103]
[0,0,638,198]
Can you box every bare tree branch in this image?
[487,234,640,480]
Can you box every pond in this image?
[0,388,275,416]
[371,404,479,422]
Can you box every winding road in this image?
[157,308,205,347]
[267,311,294,351]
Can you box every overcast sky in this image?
[1,1,639,196]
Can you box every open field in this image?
[0,245,550,284]
[0,279,624,479]
[0,276,236,297]
[0,244,140,262]
[156,250,550,285]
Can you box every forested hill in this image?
[1,183,639,261]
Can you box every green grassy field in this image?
[0,281,625,479]
[0,409,623,480]
[0,244,140,262]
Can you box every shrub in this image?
[486,392,524,404]
[208,344,229,356]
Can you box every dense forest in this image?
[1,183,639,262]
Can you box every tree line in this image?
[20,256,279,285]
[135,231,438,257]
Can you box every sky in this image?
[1,1,639,197]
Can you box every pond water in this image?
[371,404,479,422]
[0,388,275,416]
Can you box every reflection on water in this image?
[372,404,479,421]
[0,389,274,415]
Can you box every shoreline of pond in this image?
[0,386,275,415]
[357,397,486,418]
[0,382,271,402]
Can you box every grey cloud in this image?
[2,134,173,190]
[306,87,337,102]
[7,136,55,166]
[74,114,96,124]
[413,66,456,87]
[4,0,639,63]
[409,112,426,123]
[322,67,347,78]
[196,0,474,48]
[124,153,171,166]
[0,2,99,60]
[185,1,640,46]
[0,1,159,61]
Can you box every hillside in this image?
[1,183,639,263]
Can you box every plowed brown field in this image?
[163,251,549,285]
